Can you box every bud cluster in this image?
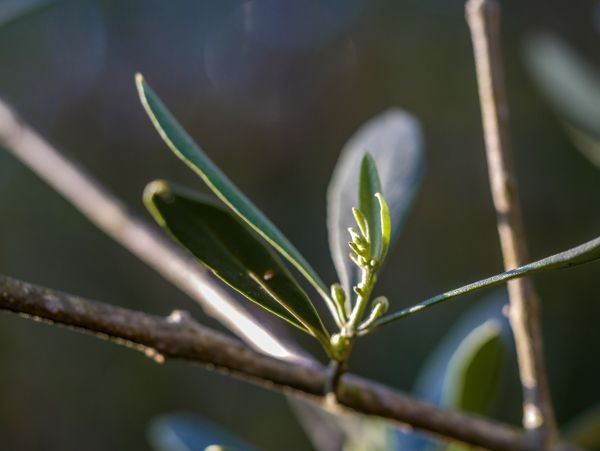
[348,207,376,271]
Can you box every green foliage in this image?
[2,3,599,450]
[392,294,510,451]
[138,73,599,365]
[375,193,391,265]
[136,75,413,360]
[136,75,339,325]
[326,109,424,300]
[358,153,383,261]
[355,154,392,266]
[144,180,330,349]
[441,320,504,414]
[368,235,600,331]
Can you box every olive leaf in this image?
[396,294,510,451]
[441,318,508,451]
[358,153,383,260]
[441,320,505,414]
[375,193,391,264]
[136,74,340,325]
[327,110,424,304]
[442,321,505,451]
[367,235,600,331]
[144,181,330,348]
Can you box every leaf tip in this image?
[135,73,151,107]
[143,179,171,206]
[360,151,376,170]
[135,72,145,87]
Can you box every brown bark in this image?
[0,274,532,451]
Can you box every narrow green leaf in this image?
[442,320,504,414]
[136,75,339,325]
[375,193,391,262]
[352,207,370,242]
[144,180,330,346]
[367,235,600,331]
[359,153,383,260]
[327,110,424,302]
[147,414,257,451]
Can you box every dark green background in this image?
[0,1,598,449]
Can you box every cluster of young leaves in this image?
[137,74,600,366]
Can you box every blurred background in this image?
[0,0,598,449]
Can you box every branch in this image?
[0,274,531,451]
[465,0,558,447]
[0,96,309,365]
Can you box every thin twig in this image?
[465,0,558,447]
[0,274,532,451]
[0,96,309,365]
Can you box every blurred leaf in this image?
[327,109,424,299]
[288,397,346,451]
[359,153,383,259]
[441,320,504,414]
[144,181,330,346]
[524,33,600,166]
[0,0,54,28]
[563,404,600,450]
[147,413,257,451]
[340,418,398,451]
[136,75,336,321]
[564,123,600,168]
[289,397,397,451]
[205,447,240,451]
[524,33,600,135]
[397,293,511,451]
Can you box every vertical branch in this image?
[0,97,311,366]
[465,0,558,448]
